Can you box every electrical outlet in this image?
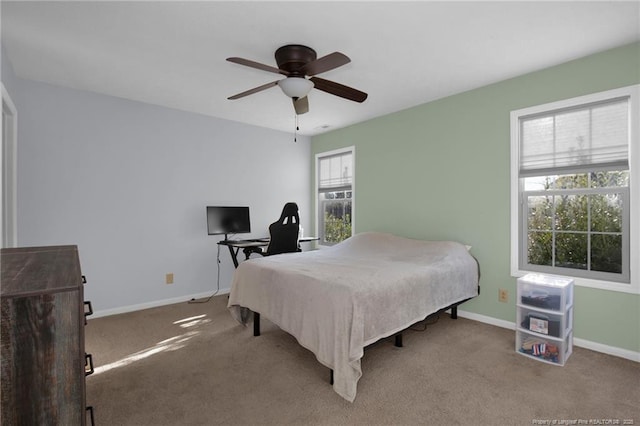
[165,273,174,285]
[498,288,508,303]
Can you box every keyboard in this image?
[224,238,269,244]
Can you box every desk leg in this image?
[253,312,260,336]
[226,245,239,268]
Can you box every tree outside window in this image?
[526,171,627,277]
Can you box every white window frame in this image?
[315,146,355,247]
[510,85,640,294]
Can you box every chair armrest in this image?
[242,246,265,260]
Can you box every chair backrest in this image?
[266,202,301,256]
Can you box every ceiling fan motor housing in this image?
[275,45,317,76]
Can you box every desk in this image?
[218,237,319,268]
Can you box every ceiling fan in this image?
[226,44,368,115]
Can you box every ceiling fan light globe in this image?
[278,77,314,98]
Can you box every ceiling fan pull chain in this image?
[294,114,299,143]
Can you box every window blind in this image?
[519,97,629,177]
[318,152,352,191]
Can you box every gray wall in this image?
[2,50,311,315]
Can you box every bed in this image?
[227,232,480,402]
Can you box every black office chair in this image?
[260,202,302,256]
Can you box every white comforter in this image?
[227,232,479,402]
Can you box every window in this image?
[316,147,354,245]
[511,85,639,294]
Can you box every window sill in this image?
[511,268,639,295]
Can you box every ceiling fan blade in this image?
[227,80,279,100]
[227,57,289,76]
[300,52,350,76]
[293,96,309,115]
[309,77,368,103]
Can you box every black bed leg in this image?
[253,312,261,336]
[450,305,458,319]
[395,332,403,347]
[330,369,334,385]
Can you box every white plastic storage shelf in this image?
[516,273,574,366]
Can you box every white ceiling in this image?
[2,1,639,136]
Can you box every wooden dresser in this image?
[1,245,93,425]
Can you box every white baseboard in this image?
[454,309,516,331]
[90,288,230,319]
[456,309,640,363]
[572,337,640,362]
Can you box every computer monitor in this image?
[206,206,251,239]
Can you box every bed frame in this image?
[252,286,480,386]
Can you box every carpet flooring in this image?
[84,295,639,425]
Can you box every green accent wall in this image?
[311,42,640,353]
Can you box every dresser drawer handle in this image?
[84,301,93,325]
[85,353,94,376]
[82,275,87,284]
